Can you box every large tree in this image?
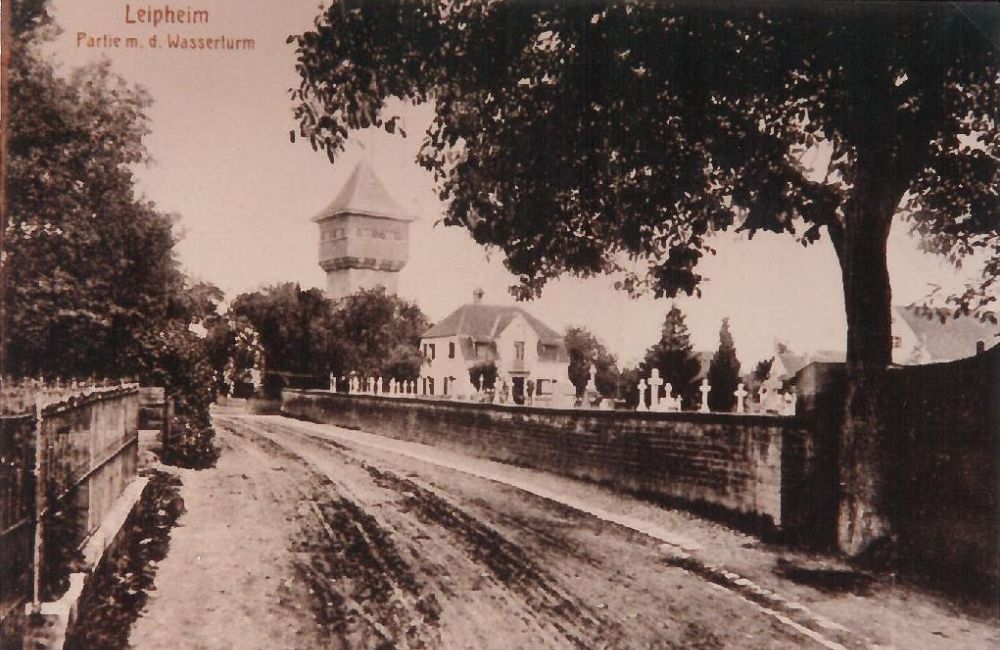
[3,0,222,423]
[290,2,999,555]
[229,283,334,379]
[328,287,431,381]
[564,326,619,398]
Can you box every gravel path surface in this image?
[126,410,997,649]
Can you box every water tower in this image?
[312,160,412,300]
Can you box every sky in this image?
[41,0,981,367]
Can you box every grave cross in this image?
[699,378,711,413]
[734,382,748,414]
[648,369,664,410]
[636,379,648,412]
[664,382,678,411]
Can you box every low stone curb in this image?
[24,477,151,650]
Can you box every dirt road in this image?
[128,412,995,650]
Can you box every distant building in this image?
[418,289,570,401]
[760,305,999,387]
[312,160,412,300]
[890,305,999,364]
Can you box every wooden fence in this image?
[0,385,140,625]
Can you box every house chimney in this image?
[473,288,484,304]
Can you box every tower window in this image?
[514,341,525,361]
[449,342,455,358]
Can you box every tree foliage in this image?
[327,287,430,381]
[638,305,701,406]
[468,361,498,392]
[228,283,333,378]
[706,317,741,411]
[749,357,774,391]
[3,10,222,425]
[564,326,619,397]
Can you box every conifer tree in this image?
[639,305,701,407]
[707,318,742,411]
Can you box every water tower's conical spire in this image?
[311,159,411,222]
[313,160,413,300]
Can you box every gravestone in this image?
[636,379,648,412]
[734,383,748,414]
[648,369,664,411]
[699,378,711,413]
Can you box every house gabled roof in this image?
[894,305,1000,361]
[773,350,845,380]
[422,302,564,346]
[311,160,413,223]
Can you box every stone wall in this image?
[282,391,820,534]
[884,346,999,593]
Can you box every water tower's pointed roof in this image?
[311,159,413,222]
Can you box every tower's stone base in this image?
[325,268,400,301]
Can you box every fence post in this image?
[163,398,174,448]
[30,399,46,609]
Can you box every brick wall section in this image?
[282,391,817,531]
[884,346,999,592]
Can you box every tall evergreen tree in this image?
[638,305,701,407]
[707,318,741,412]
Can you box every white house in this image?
[890,305,999,364]
[418,289,570,402]
[761,304,999,387]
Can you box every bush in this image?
[160,415,220,470]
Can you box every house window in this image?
[429,343,436,360]
[449,342,455,359]
[891,335,902,349]
[514,341,525,361]
[428,377,435,395]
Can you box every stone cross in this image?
[636,379,648,412]
[734,382,748,414]
[648,369,664,410]
[699,378,711,413]
[409,380,415,395]
[587,364,598,391]
[329,373,337,393]
[368,377,375,394]
[478,375,485,393]
[664,383,678,411]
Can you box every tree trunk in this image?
[829,184,896,558]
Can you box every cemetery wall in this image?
[883,346,999,592]
[282,390,822,534]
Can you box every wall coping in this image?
[40,384,140,417]
[283,389,804,427]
